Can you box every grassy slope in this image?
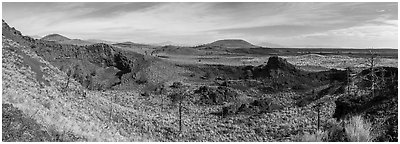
[2,103,84,142]
[2,36,149,141]
[97,88,338,142]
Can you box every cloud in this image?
[2,2,398,48]
[71,3,162,19]
[290,23,397,48]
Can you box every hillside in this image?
[2,31,149,141]
[2,20,186,91]
[1,20,191,142]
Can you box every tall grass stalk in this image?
[345,115,373,142]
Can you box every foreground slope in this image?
[2,20,155,141]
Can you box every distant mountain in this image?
[204,39,260,48]
[290,44,338,48]
[150,41,193,47]
[191,39,278,55]
[258,42,285,48]
[41,34,94,46]
[85,39,115,44]
[113,41,152,48]
[114,41,135,46]
[151,41,177,46]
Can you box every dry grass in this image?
[345,115,373,142]
[298,115,374,142]
[2,37,147,141]
[301,130,326,142]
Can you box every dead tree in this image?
[110,94,116,121]
[169,82,187,135]
[65,67,72,89]
[345,67,357,96]
[313,102,323,132]
[61,64,76,93]
[346,67,351,96]
[369,50,376,97]
[178,94,182,133]
[365,49,381,97]
[177,89,190,135]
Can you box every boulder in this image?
[194,86,239,105]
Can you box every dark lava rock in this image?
[250,56,301,78]
[140,92,149,97]
[334,67,398,119]
[194,86,239,105]
[333,67,398,142]
[265,56,298,72]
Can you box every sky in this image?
[2,2,398,48]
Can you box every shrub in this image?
[301,130,326,142]
[325,122,348,142]
[344,115,373,142]
[167,92,182,103]
[299,115,373,142]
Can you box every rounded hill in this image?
[41,34,71,42]
[205,39,260,48]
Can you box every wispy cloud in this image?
[2,2,397,48]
